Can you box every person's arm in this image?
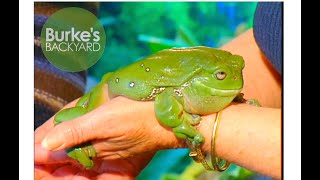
[215,29,281,179]
[198,104,281,179]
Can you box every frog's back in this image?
[107,46,232,100]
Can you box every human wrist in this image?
[197,103,254,157]
[196,113,217,154]
[153,112,217,152]
[153,122,187,150]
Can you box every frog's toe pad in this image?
[191,114,202,125]
[246,99,261,107]
[66,147,95,169]
[193,134,204,144]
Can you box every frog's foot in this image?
[246,99,261,107]
[67,143,96,169]
[191,114,202,125]
[173,120,204,145]
[233,93,261,107]
[183,113,202,126]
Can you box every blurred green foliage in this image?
[87,2,264,180]
[160,163,256,180]
[89,2,257,79]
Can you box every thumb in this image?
[34,144,71,164]
[42,105,110,151]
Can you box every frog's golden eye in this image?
[215,71,227,80]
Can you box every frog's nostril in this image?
[233,76,237,80]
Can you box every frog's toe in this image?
[83,145,96,157]
[173,131,188,139]
[172,120,204,144]
[246,99,261,107]
[66,146,96,169]
[191,114,202,125]
[193,134,204,144]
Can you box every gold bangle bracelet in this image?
[211,111,230,171]
[186,111,230,172]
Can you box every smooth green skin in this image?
[54,46,245,168]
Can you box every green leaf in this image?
[138,34,186,52]
[176,25,200,46]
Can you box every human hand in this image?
[35,96,184,179]
[35,142,154,180]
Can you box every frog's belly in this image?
[182,95,236,115]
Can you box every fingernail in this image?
[41,137,51,150]
[42,136,64,151]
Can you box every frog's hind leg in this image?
[54,72,113,124]
[54,92,91,125]
[86,72,113,112]
[53,98,95,168]
[155,89,204,145]
[53,72,113,169]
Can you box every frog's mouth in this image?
[209,87,242,97]
[193,81,242,97]
[197,83,242,97]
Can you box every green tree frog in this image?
[54,46,246,169]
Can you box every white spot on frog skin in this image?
[129,82,135,88]
[145,67,150,72]
[158,75,165,82]
[140,63,144,67]
[115,78,119,83]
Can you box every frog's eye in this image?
[215,71,227,80]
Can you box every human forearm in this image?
[193,103,281,179]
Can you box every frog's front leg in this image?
[155,88,204,144]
